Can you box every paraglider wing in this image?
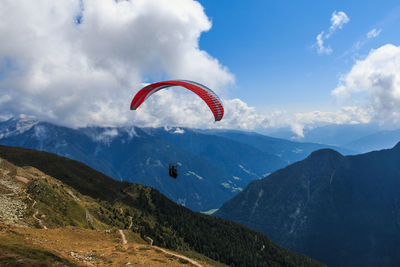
[130,80,224,121]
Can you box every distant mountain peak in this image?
[393,141,400,150]
[307,148,343,161]
[0,117,38,139]
[163,126,186,134]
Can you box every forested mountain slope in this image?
[216,143,400,266]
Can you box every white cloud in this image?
[252,106,371,138]
[218,98,275,129]
[314,11,349,55]
[332,44,400,125]
[291,106,371,137]
[329,11,350,35]
[342,28,382,57]
[133,93,284,130]
[315,31,332,55]
[0,0,234,128]
[367,28,381,39]
[94,128,119,143]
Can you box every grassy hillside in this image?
[0,145,324,266]
[0,152,223,266]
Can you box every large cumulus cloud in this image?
[0,0,234,128]
[3,0,391,135]
[332,44,400,125]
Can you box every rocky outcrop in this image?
[0,159,27,226]
[0,195,26,225]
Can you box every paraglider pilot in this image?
[169,164,178,178]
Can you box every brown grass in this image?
[0,224,214,267]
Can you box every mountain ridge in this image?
[216,142,400,266]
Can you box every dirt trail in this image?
[145,236,153,246]
[143,235,203,266]
[128,216,133,230]
[85,208,94,228]
[67,190,80,201]
[15,176,29,184]
[31,200,47,229]
[121,232,203,266]
[118,229,127,245]
[153,245,203,267]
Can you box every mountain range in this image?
[0,144,323,266]
[215,142,400,266]
[267,123,400,153]
[200,129,354,164]
[0,118,352,212]
[344,128,400,153]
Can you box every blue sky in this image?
[198,0,400,112]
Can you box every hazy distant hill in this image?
[216,143,400,266]
[267,124,400,153]
[0,145,323,267]
[344,129,400,153]
[267,124,380,146]
[201,129,355,164]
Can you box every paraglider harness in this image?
[169,164,178,178]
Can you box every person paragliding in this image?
[131,80,224,179]
[168,164,178,179]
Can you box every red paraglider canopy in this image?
[130,80,224,121]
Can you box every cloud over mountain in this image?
[332,44,400,126]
